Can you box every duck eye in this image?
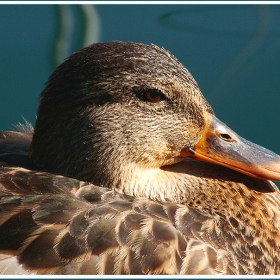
[145,89,165,103]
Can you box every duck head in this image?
[30,41,280,201]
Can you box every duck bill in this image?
[181,111,280,181]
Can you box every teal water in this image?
[1,4,280,185]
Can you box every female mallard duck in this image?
[0,41,280,275]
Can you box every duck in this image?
[0,41,280,275]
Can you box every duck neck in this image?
[105,158,280,221]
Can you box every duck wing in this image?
[0,163,237,275]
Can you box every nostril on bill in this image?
[219,133,235,142]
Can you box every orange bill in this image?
[180,111,280,181]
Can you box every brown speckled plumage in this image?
[0,41,280,275]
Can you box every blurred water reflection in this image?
[51,5,100,68]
